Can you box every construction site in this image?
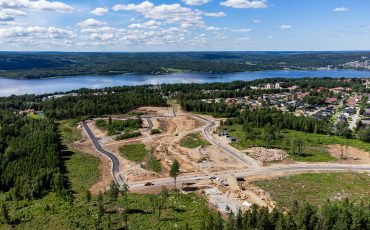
[75,105,370,214]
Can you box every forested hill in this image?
[0,111,67,199]
[0,51,369,79]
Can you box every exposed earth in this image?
[77,105,370,212]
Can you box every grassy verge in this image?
[65,151,100,195]
[254,172,370,208]
[58,119,101,195]
[58,119,82,146]
[180,132,210,149]
[120,144,148,162]
[220,124,370,162]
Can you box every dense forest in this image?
[229,108,331,134]
[0,51,369,79]
[181,100,240,117]
[200,200,369,230]
[0,87,167,119]
[0,111,67,200]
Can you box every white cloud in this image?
[0,9,26,21]
[206,26,220,31]
[333,7,350,12]
[128,20,162,29]
[113,1,204,28]
[220,0,267,9]
[203,11,226,17]
[78,19,108,27]
[253,19,261,23]
[268,35,274,39]
[182,0,212,5]
[0,0,74,13]
[232,28,252,32]
[280,24,292,29]
[0,26,75,48]
[78,24,194,48]
[90,7,108,16]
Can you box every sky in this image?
[0,0,369,51]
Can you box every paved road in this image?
[82,121,125,186]
[82,108,370,193]
[130,163,370,190]
[349,107,360,130]
[82,107,176,186]
[193,114,260,168]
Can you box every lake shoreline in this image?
[1,69,370,97]
[1,68,369,81]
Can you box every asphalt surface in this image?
[130,163,370,190]
[82,107,176,186]
[82,121,125,186]
[193,114,259,168]
[82,108,370,192]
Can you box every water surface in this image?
[1,70,369,96]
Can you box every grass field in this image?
[65,151,100,195]
[147,154,162,173]
[180,132,210,149]
[254,172,370,208]
[220,124,370,162]
[58,119,101,194]
[119,144,148,162]
[119,144,162,172]
[58,119,82,146]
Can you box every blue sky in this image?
[0,0,369,51]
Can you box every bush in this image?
[150,129,161,135]
[115,132,141,140]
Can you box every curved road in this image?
[193,114,260,168]
[82,121,125,186]
[82,108,370,192]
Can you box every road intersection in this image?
[82,108,370,191]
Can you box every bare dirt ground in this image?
[244,147,288,163]
[135,106,173,116]
[75,131,113,194]
[79,106,251,191]
[327,144,370,164]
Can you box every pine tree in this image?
[85,190,91,203]
[97,191,104,226]
[120,182,129,230]
[108,181,120,201]
[1,204,10,224]
[169,159,180,189]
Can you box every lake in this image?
[1,69,370,96]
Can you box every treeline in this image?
[163,78,368,101]
[181,100,240,117]
[0,87,167,119]
[0,111,67,200]
[229,108,331,134]
[200,200,369,230]
[43,93,165,120]
[0,53,260,79]
[1,52,370,79]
